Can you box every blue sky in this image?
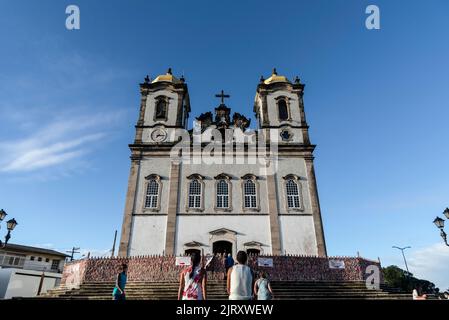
[1,1,448,289]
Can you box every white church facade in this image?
[118,68,327,258]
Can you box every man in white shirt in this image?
[227,251,254,300]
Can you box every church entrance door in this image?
[213,241,232,256]
[185,249,201,256]
[246,249,260,255]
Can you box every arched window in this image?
[214,173,232,211]
[188,179,202,209]
[216,179,229,209]
[143,174,162,211]
[155,98,167,120]
[286,179,300,209]
[278,99,289,121]
[243,179,257,209]
[145,179,160,208]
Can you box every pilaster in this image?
[305,156,327,257]
[118,159,141,257]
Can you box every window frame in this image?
[186,174,205,212]
[214,173,233,212]
[142,174,162,213]
[282,174,304,212]
[51,259,60,271]
[1,254,25,267]
[275,96,292,122]
[241,174,260,212]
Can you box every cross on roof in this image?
[215,90,230,104]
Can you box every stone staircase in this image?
[41,280,411,300]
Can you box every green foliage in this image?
[382,265,439,294]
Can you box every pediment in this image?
[209,228,238,235]
[241,173,258,180]
[184,241,205,248]
[145,174,161,180]
[214,173,233,180]
[186,173,205,180]
[282,174,301,180]
[243,241,265,247]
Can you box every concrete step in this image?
[42,280,410,300]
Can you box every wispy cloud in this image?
[407,243,449,291]
[0,38,132,177]
[1,133,103,172]
[383,242,449,291]
[0,111,124,175]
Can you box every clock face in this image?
[151,128,167,142]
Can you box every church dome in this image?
[152,68,183,84]
[263,68,291,85]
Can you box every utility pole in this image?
[37,270,45,296]
[66,247,80,261]
[392,246,411,275]
[111,230,117,257]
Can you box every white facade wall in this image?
[23,254,64,272]
[275,157,312,215]
[129,215,167,255]
[175,215,271,256]
[128,157,170,255]
[178,162,269,214]
[279,216,318,255]
[0,268,61,299]
[128,154,319,256]
[1,252,65,273]
[134,157,172,215]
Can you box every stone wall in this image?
[60,254,383,288]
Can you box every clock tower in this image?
[134,68,190,145]
[254,68,310,146]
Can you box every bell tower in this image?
[253,69,327,257]
[134,68,190,144]
[254,68,310,145]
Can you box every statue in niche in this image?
[195,112,213,131]
[232,113,251,131]
[155,99,167,120]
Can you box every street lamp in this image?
[0,209,18,248]
[443,207,449,220]
[433,217,445,229]
[433,208,449,246]
[392,246,411,275]
[0,209,7,221]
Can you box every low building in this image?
[0,244,69,299]
[0,243,68,273]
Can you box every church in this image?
[118,68,327,258]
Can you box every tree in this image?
[382,265,439,294]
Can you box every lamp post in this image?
[392,246,411,275]
[433,207,449,246]
[0,209,18,248]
